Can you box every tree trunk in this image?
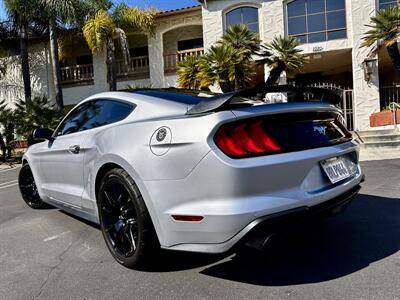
[234,65,241,90]
[0,132,6,161]
[4,123,14,159]
[265,63,285,86]
[386,42,400,74]
[49,20,64,111]
[20,22,31,102]
[106,36,117,91]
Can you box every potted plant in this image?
[370,104,400,127]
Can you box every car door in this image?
[39,101,98,208]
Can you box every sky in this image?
[0,0,200,20]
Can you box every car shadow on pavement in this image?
[199,193,400,286]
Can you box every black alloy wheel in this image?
[18,164,46,209]
[98,168,158,269]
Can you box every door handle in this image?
[68,145,81,154]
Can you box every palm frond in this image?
[219,24,260,57]
[199,44,237,91]
[259,35,308,76]
[113,4,156,37]
[177,55,203,89]
[362,6,400,48]
[83,9,115,54]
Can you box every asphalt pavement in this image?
[1,161,400,300]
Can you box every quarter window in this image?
[226,7,259,32]
[56,100,134,136]
[286,0,346,43]
[379,0,398,10]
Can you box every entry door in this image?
[38,101,93,208]
[39,131,86,208]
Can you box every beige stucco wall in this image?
[163,25,203,55]
[201,0,381,130]
[0,2,385,130]
[149,10,203,87]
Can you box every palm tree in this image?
[40,0,100,111]
[199,44,238,92]
[4,0,41,102]
[362,6,400,74]
[218,24,259,89]
[177,55,203,90]
[259,35,308,86]
[83,4,156,91]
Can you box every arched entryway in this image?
[162,24,204,75]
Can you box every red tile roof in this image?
[156,5,201,18]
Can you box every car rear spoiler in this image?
[186,85,342,115]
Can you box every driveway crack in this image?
[33,228,90,299]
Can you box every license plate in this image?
[320,157,351,184]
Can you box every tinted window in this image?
[226,7,259,32]
[56,100,134,136]
[287,0,347,43]
[379,0,397,10]
[56,102,91,136]
[287,0,305,17]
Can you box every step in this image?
[355,128,397,137]
[361,134,400,143]
[359,139,400,161]
[359,149,400,161]
[359,140,400,149]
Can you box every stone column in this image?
[201,5,223,51]
[92,50,108,91]
[148,31,164,88]
[350,0,380,131]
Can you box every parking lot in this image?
[1,160,400,300]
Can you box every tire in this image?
[97,168,159,269]
[18,164,47,209]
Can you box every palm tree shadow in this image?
[200,194,400,286]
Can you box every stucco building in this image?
[1,0,399,132]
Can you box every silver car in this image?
[19,86,363,269]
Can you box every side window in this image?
[56,103,91,136]
[56,99,134,136]
[94,100,134,127]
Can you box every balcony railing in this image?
[116,56,150,79]
[60,64,94,85]
[164,47,204,74]
[380,84,400,109]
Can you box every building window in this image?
[379,0,398,10]
[226,7,259,32]
[286,0,346,43]
[178,38,204,51]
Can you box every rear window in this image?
[130,89,216,105]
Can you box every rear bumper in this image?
[163,183,361,254]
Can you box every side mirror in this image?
[33,128,54,141]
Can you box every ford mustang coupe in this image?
[18,86,363,269]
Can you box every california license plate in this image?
[320,157,351,184]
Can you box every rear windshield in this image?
[131,89,217,105]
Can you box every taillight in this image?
[214,120,282,158]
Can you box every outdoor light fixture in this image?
[362,57,377,83]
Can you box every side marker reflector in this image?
[171,215,204,222]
